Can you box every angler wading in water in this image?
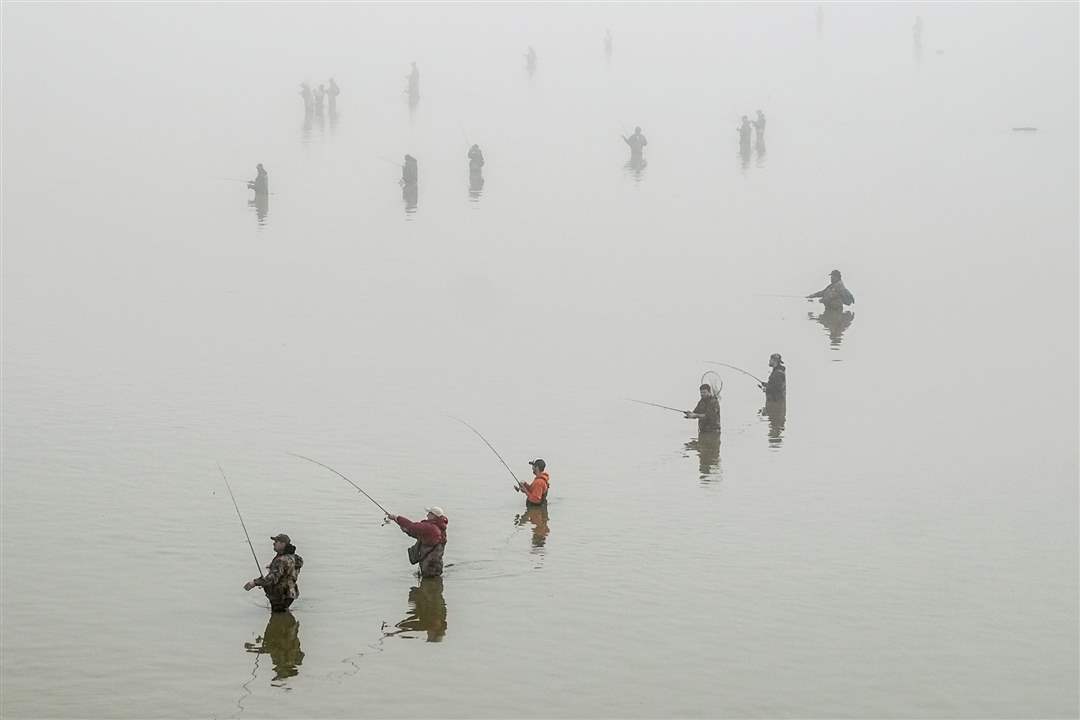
[388,507,448,578]
[516,459,550,506]
[244,534,304,613]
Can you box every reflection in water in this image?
[514,504,550,549]
[243,611,304,685]
[407,90,419,121]
[384,577,447,643]
[624,156,647,182]
[402,183,418,216]
[760,399,786,449]
[684,431,722,481]
[755,137,767,168]
[469,169,484,201]
[808,308,855,349]
[329,109,339,134]
[301,111,313,145]
[738,140,752,172]
[248,192,269,226]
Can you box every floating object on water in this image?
[1012,127,1039,132]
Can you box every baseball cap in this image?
[529,459,546,471]
[270,533,291,544]
[425,506,446,518]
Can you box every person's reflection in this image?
[514,504,550,548]
[468,169,484,200]
[402,182,418,215]
[329,108,339,134]
[760,400,786,448]
[623,156,647,182]
[808,308,855,348]
[248,193,269,225]
[755,137,766,167]
[301,111,313,144]
[684,431,721,480]
[384,577,447,642]
[244,611,304,684]
[738,140,752,172]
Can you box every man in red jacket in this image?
[388,507,448,578]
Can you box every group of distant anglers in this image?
[229,269,855,615]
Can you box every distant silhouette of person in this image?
[738,115,753,148]
[760,399,786,448]
[623,126,648,160]
[401,154,418,186]
[514,504,550,548]
[327,77,340,114]
[806,269,854,312]
[405,62,420,100]
[247,163,268,195]
[752,110,766,144]
[384,577,447,642]
[467,145,485,200]
[525,46,537,76]
[467,144,485,171]
[244,611,304,683]
[604,29,613,59]
[313,84,325,116]
[299,82,313,115]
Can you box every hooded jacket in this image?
[523,471,550,505]
[395,515,448,547]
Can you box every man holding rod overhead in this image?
[243,534,304,613]
[515,459,550,507]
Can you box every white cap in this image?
[425,506,446,518]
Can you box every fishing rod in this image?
[377,156,403,168]
[450,417,522,486]
[289,453,392,517]
[218,463,263,578]
[705,361,765,386]
[753,293,808,299]
[628,398,686,414]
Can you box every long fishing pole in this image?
[628,398,686,414]
[218,463,263,578]
[705,361,765,385]
[752,293,807,299]
[289,453,392,516]
[451,417,522,485]
[377,156,403,168]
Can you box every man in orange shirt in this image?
[516,459,550,507]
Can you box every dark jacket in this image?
[764,365,786,401]
[692,395,721,433]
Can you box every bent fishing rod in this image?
[628,398,686,414]
[218,463,263,578]
[705,361,765,386]
[451,417,522,486]
[289,453,392,517]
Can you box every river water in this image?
[2,4,1077,718]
